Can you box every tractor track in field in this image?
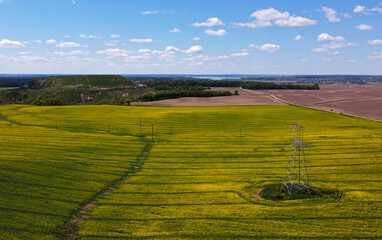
[58,140,152,240]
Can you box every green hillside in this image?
[0,75,153,106]
[0,105,381,239]
[28,75,136,89]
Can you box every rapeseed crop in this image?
[0,105,381,239]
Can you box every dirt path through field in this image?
[59,141,152,240]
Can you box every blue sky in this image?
[1,0,382,74]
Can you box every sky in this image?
[1,0,382,75]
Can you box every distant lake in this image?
[191,76,242,80]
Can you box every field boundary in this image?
[264,93,382,123]
[58,140,152,240]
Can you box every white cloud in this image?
[96,48,129,57]
[104,40,119,47]
[33,40,43,44]
[294,35,302,41]
[353,5,366,13]
[322,6,341,22]
[169,28,182,33]
[332,51,340,55]
[45,39,57,45]
[53,50,90,56]
[192,17,225,27]
[129,38,153,43]
[369,51,382,59]
[248,44,256,48]
[346,59,356,63]
[230,52,250,57]
[193,37,200,41]
[257,43,281,52]
[372,6,382,13]
[80,34,100,39]
[232,7,316,28]
[356,24,373,30]
[215,55,230,59]
[204,29,227,36]
[142,10,159,15]
[367,39,382,45]
[353,5,382,14]
[56,42,81,48]
[312,42,356,52]
[18,51,31,55]
[317,33,345,42]
[165,46,180,53]
[64,35,70,38]
[138,49,152,53]
[188,61,204,66]
[0,39,25,48]
[110,34,120,38]
[182,45,204,54]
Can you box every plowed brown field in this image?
[132,84,382,121]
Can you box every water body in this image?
[191,75,242,80]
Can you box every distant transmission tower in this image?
[282,124,312,195]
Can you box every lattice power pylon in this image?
[282,124,312,195]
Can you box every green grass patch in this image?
[0,87,20,91]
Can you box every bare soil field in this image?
[131,87,285,107]
[264,84,382,121]
[132,84,381,121]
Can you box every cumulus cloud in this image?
[96,48,129,57]
[257,43,281,52]
[142,10,159,15]
[294,35,302,41]
[18,51,31,55]
[45,39,57,45]
[353,4,382,14]
[369,51,382,59]
[367,39,382,45]
[317,33,345,42]
[33,40,43,44]
[231,52,250,57]
[182,45,204,54]
[80,34,100,39]
[104,40,119,47]
[169,28,182,33]
[356,24,373,30]
[322,6,341,22]
[232,7,316,28]
[193,37,200,41]
[56,42,81,48]
[129,38,153,43]
[53,50,90,56]
[312,42,356,52]
[192,17,225,27]
[0,39,25,48]
[204,29,227,36]
[110,34,120,38]
[353,5,366,13]
[165,46,180,53]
